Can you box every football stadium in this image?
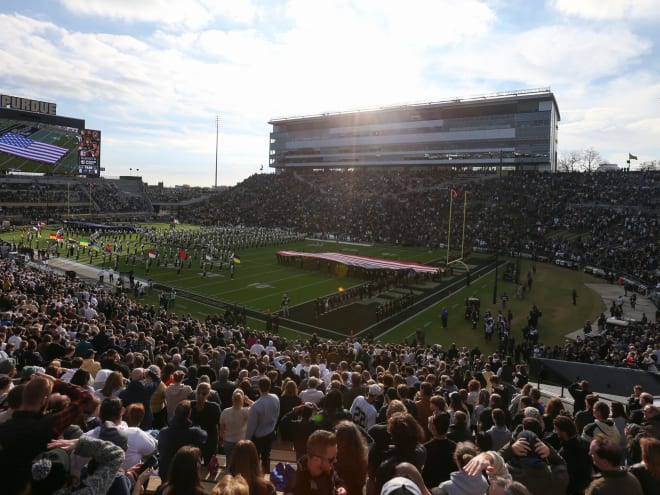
[0,89,658,495]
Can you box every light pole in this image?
[215,115,220,189]
[88,182,93,216]
[130,168,133,176]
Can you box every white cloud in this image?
[1,1,658,186]
[430,25,650,87]
[549,0,660,20]
[58,0,257,29]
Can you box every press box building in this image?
[268,88,559,173]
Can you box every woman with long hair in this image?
[541,397,564,449]
[212,474,250,495]
[161,362,176,386]
[375,412,427,493]
[279,379,302,424]
[149,364,168,429]
[95,370,124,401]
[190,381,221,467]
[156,445,206,495]
[228,440,277,495]
[448,391,469,425]
[334,420,369,495]
[71,369,93,392]
[630,437,660,495]
[220,389,251,468]
[472,389,490,431]
[436,441,489,495]
[466,379,481,410]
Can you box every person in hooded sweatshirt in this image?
[581,401,621,445]
[432,442,489,495]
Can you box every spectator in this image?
[284,429,347,495]
[30,435,125,495]
[0,383,24,424]
[190,381,221,467]
[630,393,655,425]
[422,410,457,488]
[299,376,324,405]
[228,439,277,495]
[375,412,427,492]
[487,408,512,451]
[610,401,629,452]
[500,428,568,495]
[279,379,302,429]
[156,445,206,495]
[212,474,250,495]
[575,394,599,434]
[0,373,95,495]
[245,376,280,473]
[582,401,621,445]
[629,405,660,464]
[448,410,473,443]
[118,367,161,430]
[165,370,193,423]
[279,402,319,460]
[334,420,368,495]
[148,364,168,430]
[629,437,660,495]
[433,441,489,495]
[568,380,591,414]
[212,367,237,411]
[553,415,592,495]
[157,400,207,482]
[95,370,125,402]
[220,389,251,468]
[350,383,381,430]
[587,435,643,495]
[85,397,157,471]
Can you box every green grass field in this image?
[4,224,608,353]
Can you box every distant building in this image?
[597,163,619,171]
[268,88,559,173]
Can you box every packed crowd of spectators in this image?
[145,185,211,203]
[0,251,658,495]
[0,169,657,288]
[178,169,658,287]
[0,177,152,221]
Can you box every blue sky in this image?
[1,0,658,187]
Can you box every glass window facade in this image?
[268,89,559,173]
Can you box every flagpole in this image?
[446,189,453,265]
[460,190,467,260]
[215,115,220,189]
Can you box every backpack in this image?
[269,462,295,492]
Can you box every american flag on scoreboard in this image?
[0,133,68,164]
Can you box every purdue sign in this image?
[1,94,57,115]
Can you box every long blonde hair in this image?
[195,382,211,411]
[231,389,245,409]
[212,474,249,495]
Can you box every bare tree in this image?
[580,147,603,172]
[558,150,582,172]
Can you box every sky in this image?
[0,0,659,187]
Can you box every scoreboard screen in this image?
[78,129,101,177]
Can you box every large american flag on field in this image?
[0,132,69,164]
[276,251,439,274]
